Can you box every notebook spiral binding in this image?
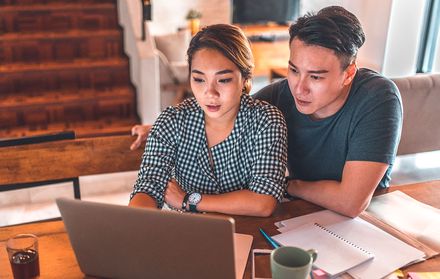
[314,223,374,257]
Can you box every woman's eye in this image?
[192,77,204,83]
[219,78,232,83]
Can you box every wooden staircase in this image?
[0,0,140,138]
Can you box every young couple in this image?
[129,6,403,218]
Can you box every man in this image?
[254,6,402,217]
[131,6,403,217]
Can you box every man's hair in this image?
[289,6,365,69]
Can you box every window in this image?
[416,0,440,73]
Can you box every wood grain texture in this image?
[0,181,438,279]
[239,25,290,76]
[0,133,146,185]
[0,0,139,137]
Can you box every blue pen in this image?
[259,228,316,279]
[259,228,282,249]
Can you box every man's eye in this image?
[192,77,204,83]
[310,75,322,80]
[289,67,298,74]
[219,78,232,83]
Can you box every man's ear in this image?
[343,62,357,86]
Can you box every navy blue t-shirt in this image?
[254,68,403,188]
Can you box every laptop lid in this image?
[56,198,252,279]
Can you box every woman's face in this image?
[190,48,245,124]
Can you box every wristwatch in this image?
[182,193,190,211]
[188,192,202,213]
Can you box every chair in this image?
[392,73,440,155]
[0,132,147,226]
[153,29,192,108]
[0,131,81,198]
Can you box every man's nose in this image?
[294,79,308,96]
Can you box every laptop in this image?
[56,198,253,279]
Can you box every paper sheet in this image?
[367,191,440,251]
[276,210,425,279]
[273,223,374,277]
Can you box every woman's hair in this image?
[187,24,254,93]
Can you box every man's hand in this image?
[130,125,150,150]
[164,179,187,209]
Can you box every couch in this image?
[392,73,440,155]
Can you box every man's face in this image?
[287,38,356,120]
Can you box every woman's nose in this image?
[205,82,219,97]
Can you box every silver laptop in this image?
[56,198,253,279]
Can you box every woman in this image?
[129,24,287,217]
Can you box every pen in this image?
[259,228,282,249]
[259,228,316,279]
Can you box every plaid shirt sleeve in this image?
[130,107,178,208]
[247,106,288,202]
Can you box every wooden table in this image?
[1,181,439,279]
[239,25,290,77]
[269,66,288,82]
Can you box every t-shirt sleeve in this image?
[130,107,178,208]
[346,89,403,164]
[248,108,288,201]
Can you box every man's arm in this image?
[287,161,389,218]
[130,125,151,150]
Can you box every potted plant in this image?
[186,9,202,35]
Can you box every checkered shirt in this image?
[130,94,287,208]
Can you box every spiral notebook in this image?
[272,222,374,277]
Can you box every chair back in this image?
[392,73,440,155]
[0,133,145,198]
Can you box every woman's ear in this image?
[243,78,252,94]
[343,62,357,86]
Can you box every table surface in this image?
[1,180,439,279]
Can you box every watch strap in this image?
[182,193,190,211]
[189,203,198,213]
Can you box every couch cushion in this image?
[392,73,440,155]
[154,30,191,63]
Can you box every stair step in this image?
[0,3,115,12]
[0,30,123,64]
[0,117,140,139]
[0,29,120,41]
[0,87,136,128]
[0,87,134,109]
[1,0,115,6]
[0,0,139,138]
[0,4,118,34]
[0,59,131,94]
[0,58,127,73]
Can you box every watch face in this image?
[188,193,202,204]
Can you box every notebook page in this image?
[332,218,425,279]
[275,210,425,279]
[272,223,374,277]
[367,191,440,251]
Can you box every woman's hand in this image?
[164,179,187,209]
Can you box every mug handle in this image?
[307,249,318,263]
